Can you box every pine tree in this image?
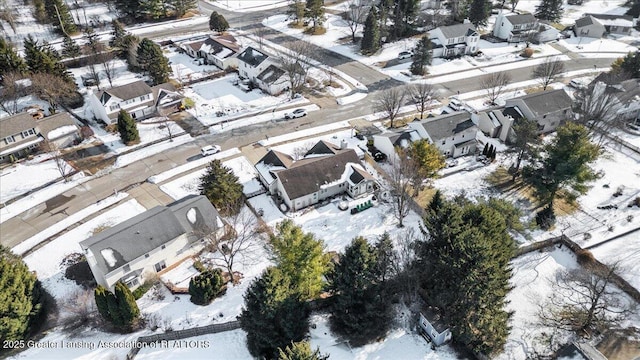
[482,143,488,156]
[169,0,197,17]
[305,0,325,33]
[117,109,140,144]
[94,285,112,322]
[109,20,128,55]
[141,0,166,19]
[0,38,26,80]
[0,245,46,342]
[289,0,306,26]
[418,198,516,355]
[329,237,393,346]
[361,7,380,55]
[209,11,229,33]
[188,269,225,305]
[83,27,102,55]
[114,0,141,20]
[390,0,420,39]
[43,0,76,34]
[611,51,640,79]
[278,341,329,360]
[468,0,490,27]
[240,267,310,359]
[33,0,48,23]
[270,219,330,300]
[408,138,445,179]
[105,288,123,325]
[114,282,140,328]
[198,159,244,215]
[410,35,432,76]
[23,35,73,83]
[535,0,563,22]
[61,35,81,59]
[136,38,172,85]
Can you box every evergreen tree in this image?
[169,0,197,17]
[188,269,225,305]
[305,0,325,32]
[535,0,563,22]
[408,138,445,179]
[390,0,420,39]
[0,245,46,342]
[410,34,432,76]
[43,0,76,34]
[61,35,81,59]
[278,341,329,360]
[198,159,244,215]
[113,282,140,327]
[83,27,102,55]
[136,38,172,85]
[0,38,26,80]
[289,0,306,26]
[482,143,488,156]
[240,267,310,359]
[33,0,48,23]
[109,20,129,56]
[23,35,72,82]
[209,11,229,32]
[361,7,380,55]
[105,288,122,325]
[114,0,141,20]
[468,0,490,26]
[94,285,111,322]
[627,0,640,17]
[611,51,640,79]
[522,122,600,213]
[141,0,166,19]
[417,198,516,355]
[329,237,393,346]
[270,219,330,300]
[509,117,540,181]
[117,109,140,144]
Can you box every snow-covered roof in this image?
[46,125,78,140]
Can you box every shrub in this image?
[535,205,556,230]
[576,249,596,266]
[629,197,640,207]
[188,269,226,305]
[132,281,155,300]
[521,48,534,58]
[193,260,207,273]
[65,260,96,288]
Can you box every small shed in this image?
[418,308,452,346]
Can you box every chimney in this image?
[340,139,348,149]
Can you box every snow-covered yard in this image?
[559,37,638,57]
[0,155,74,202]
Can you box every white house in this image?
[90,81,182,125]
[574,15,607,38]
[255,140,376,212]
[493,12,539,43]
[236,46,290,95]
[471,109,513,142]
[372,129,421,160]
[178,34,240,70]
[256,64,290,96]
[79,195,225,291]
[418,310,452,347]
[428,21,479,58]
[408,112,478,158]
[503,89,573,134]
[583,13,638,36]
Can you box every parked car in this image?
[398,51,413,60]
[284,108,307,119]
[445,158,459,168]
[448,97,465,111]
[569,79,587,90]
[201,145,222,156]
[372,150,387,162]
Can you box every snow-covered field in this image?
[205,0,289,12]
[0,155,74,202]
[590,231,640,292]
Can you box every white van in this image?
[448,97,465,111]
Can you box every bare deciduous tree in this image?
[391,228,420,305]
[573,82,621,141]
[532,57,565,91]
[538,262,636,335]
[409,83,435,119]
[62,289,97,327]
[279,40,314,98]
[157,106,174,142]
[0,71,26,115]
[100,52,116,87]
[375,87,407,128]
[30,73,78,113]
[387,149,413,227]
[87,62,101,90]
[345,0,369,43]
[41,139,72,182]
[481,71,512,105]
[292,141,314,160]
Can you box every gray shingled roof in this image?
[237,46,268,67]
[36,112,78,141]
[0,112,37,139]
[517,89,572,118]
[102,80,152,102]
[275,149,363,200]
[507,13,537,25]
[414,112,476,141]
[575,16,598,27]
[437,23,477,39]
[80,195,221,275]
[305,140,339,157]
[257,64,286,84]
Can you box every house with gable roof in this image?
[178,34,240,70]
[89,80,183,125]
[236,46,290,95]
[408,112,478,158]
[428,21,480,58]
[493,12,539,42]
[575,13,638,37]
[80,195,224,291]
[503,89,573,134]
[574,15,607,38]
[372,129,422,160]
[255,140,376,212]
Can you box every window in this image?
[125,278,139,287]
[139,95,147,101]
[28,129,35,135]
[123,264,130,272]
[144,254,149,258]
[22,131,30,138]
[154,261,166,272]
[161,245,166,250]
[5,136,15,144]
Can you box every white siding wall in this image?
[90,93,111,124]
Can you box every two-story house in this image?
[79,195,225,291]
[493,12,539,43]
[372,129,421,160]
[236,46,290,95]
[255,140,376,212]
[408,112,478,158]
[429,21,479,58]
[471,109,514,142]
[178,34,240,70]
[0,112,80,163]
[574,15,607,38]
[576,13,639,37]
[90,80,182,125]
[503,89,573,134]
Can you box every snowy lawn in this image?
[271,130,367,159]
[559,37,638,57]
[148,148,241,184]
[514,0,629,24]
[205,0,289,12]
[0,155,74,202]
[166,48,221,82]
[136,329,252,359]
[590,231,640,292]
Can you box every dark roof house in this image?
[237,46,269,67]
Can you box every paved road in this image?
[0,4,625,249]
